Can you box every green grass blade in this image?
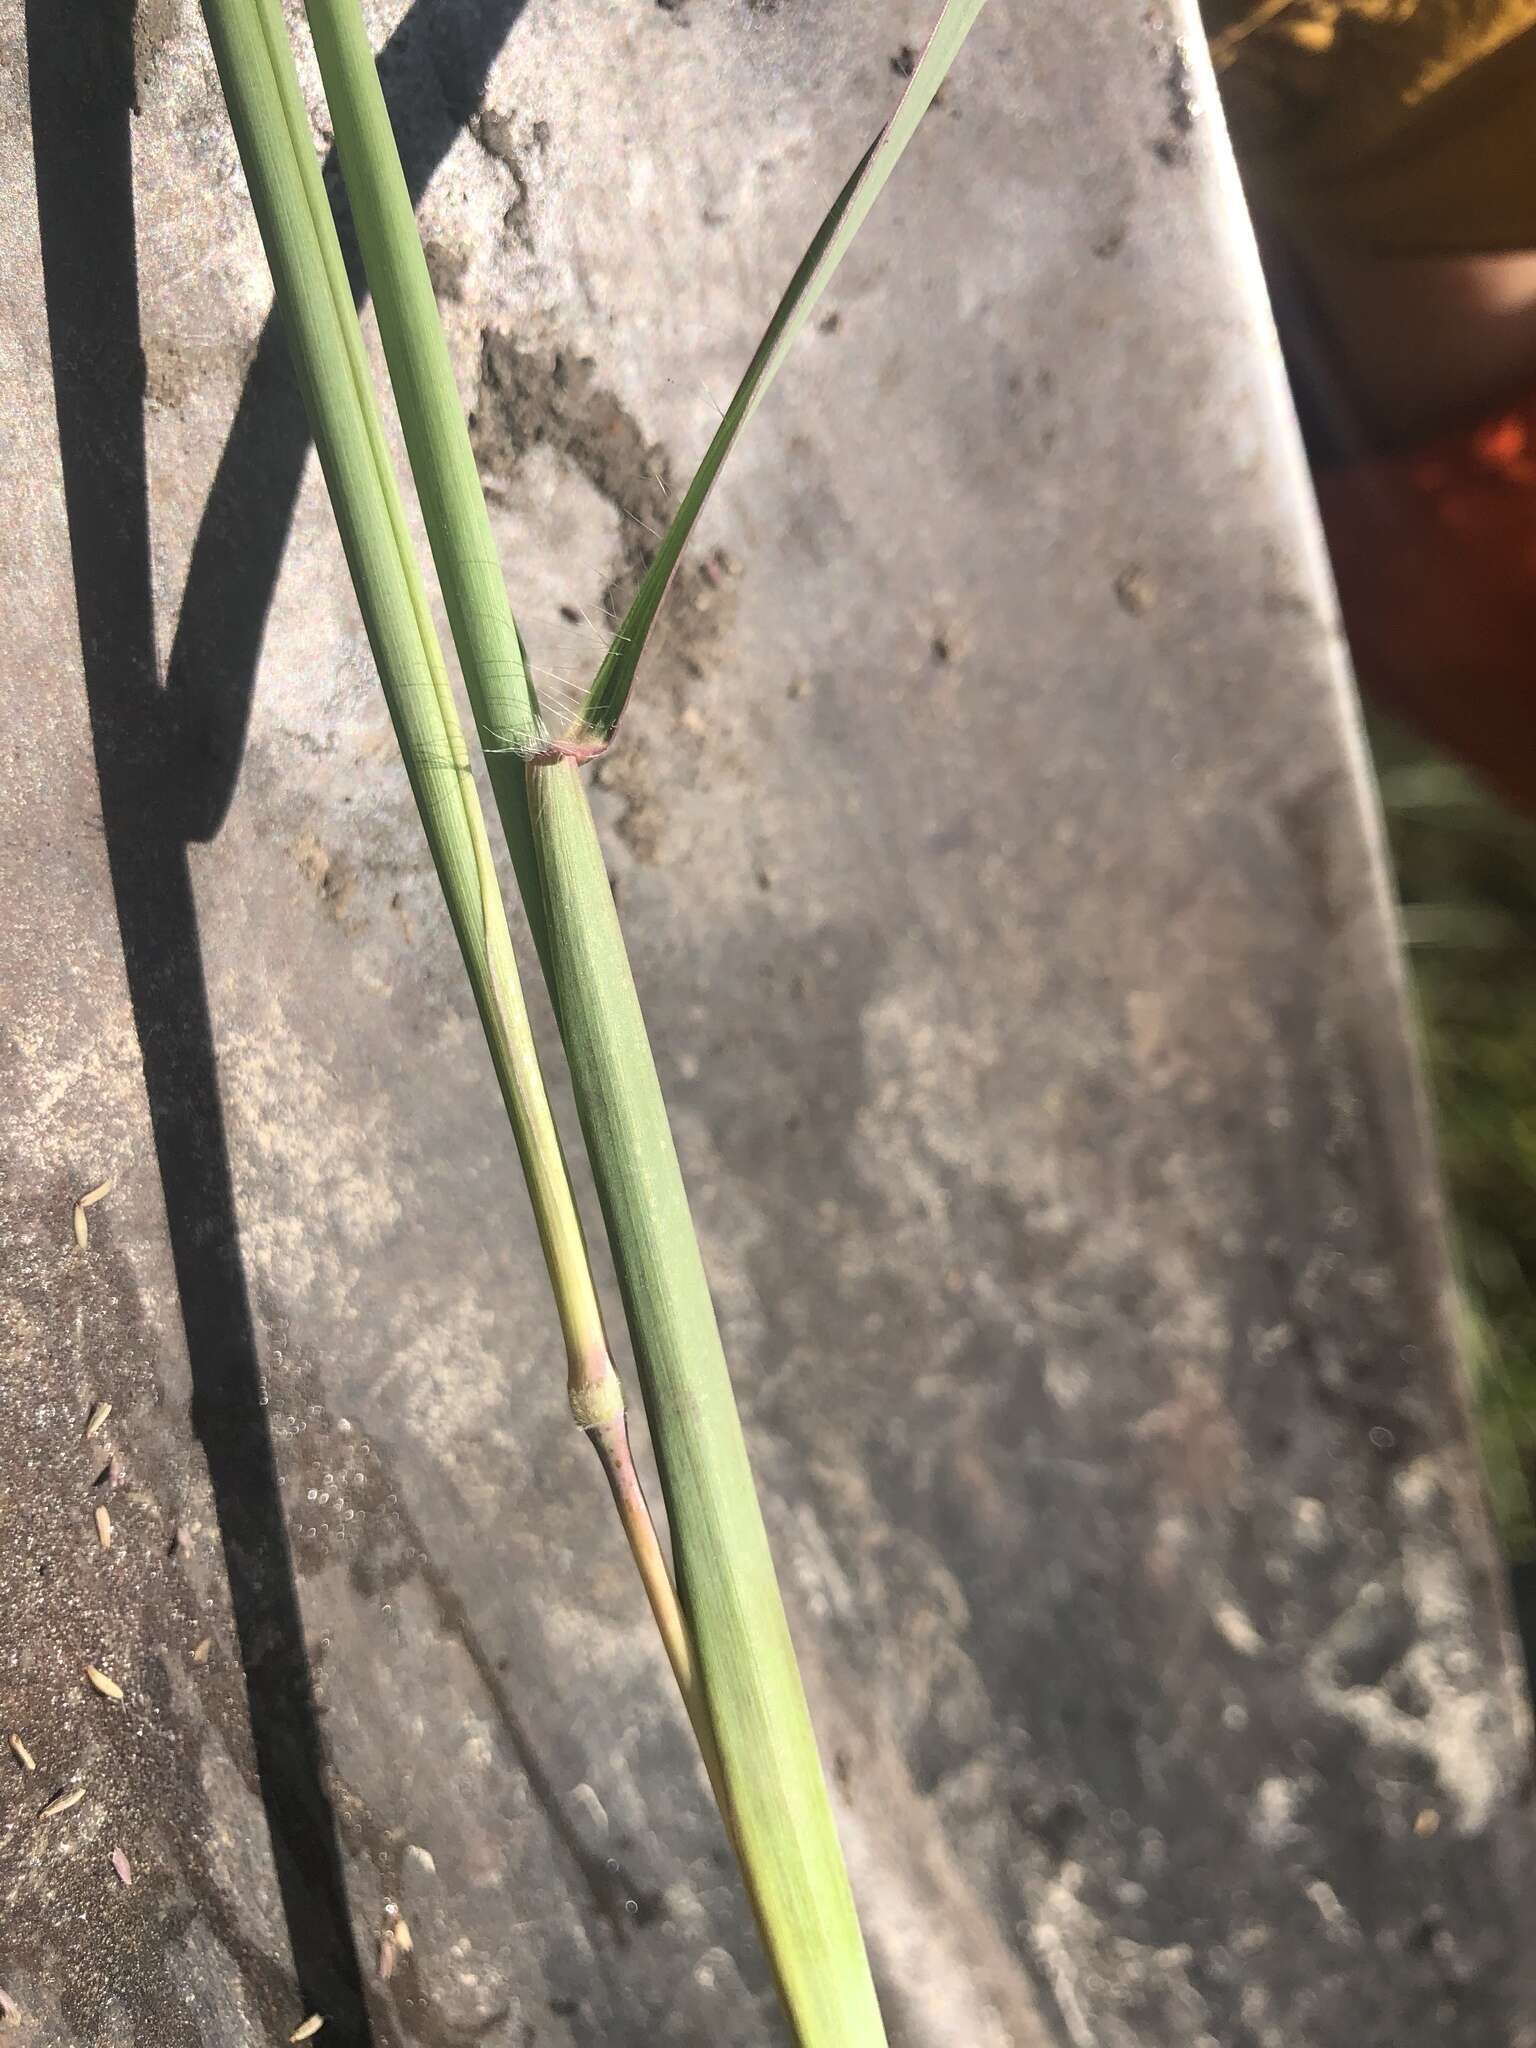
[200,0,610,1397]
[212,0,728,1781]
[286,4,981,2035]
[302,0,555,976]
[576,0,988,746]
[528,757,886,2047]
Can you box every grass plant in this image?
[198,0,986,2035]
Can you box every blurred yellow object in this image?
[1206,2,1536,253]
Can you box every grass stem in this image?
[206,1,985,2035]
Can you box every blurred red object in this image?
[1320,395,1536,811]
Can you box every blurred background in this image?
[1374,721,1536,1564]
[1206,0,1536,1589]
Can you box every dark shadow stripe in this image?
[170,0,532,843]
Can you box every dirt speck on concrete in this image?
[469,109,534,251]
[133,0,184,101]
[422,238,468,304]
[292,831,359,922]
[143,334,257,413]
[1144,14,1197,168]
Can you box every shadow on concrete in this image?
[168,0,533,841]
[27,1,528,2038]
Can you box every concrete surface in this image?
[2,1,1534,2044]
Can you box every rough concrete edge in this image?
[1177,0,1536,1743]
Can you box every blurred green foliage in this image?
[1374,723,1536,1558]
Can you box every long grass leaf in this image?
[576,0,988,745]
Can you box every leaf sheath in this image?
[528,757,885,2046]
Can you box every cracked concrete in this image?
[2,1,1534,2044]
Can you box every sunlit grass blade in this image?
[205,0,597,1398]
[526,756,885,2043]
[301,0,556,972]
[292,7,883,2030]
[218,0,985,2038]
[576,0,988,747]
[200,0,716,1795]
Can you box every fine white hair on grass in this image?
[574,603,631,649]
[475,676,594,762]
[394,611,650,772]
[525,666,594,732]
[619,504,662,542]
